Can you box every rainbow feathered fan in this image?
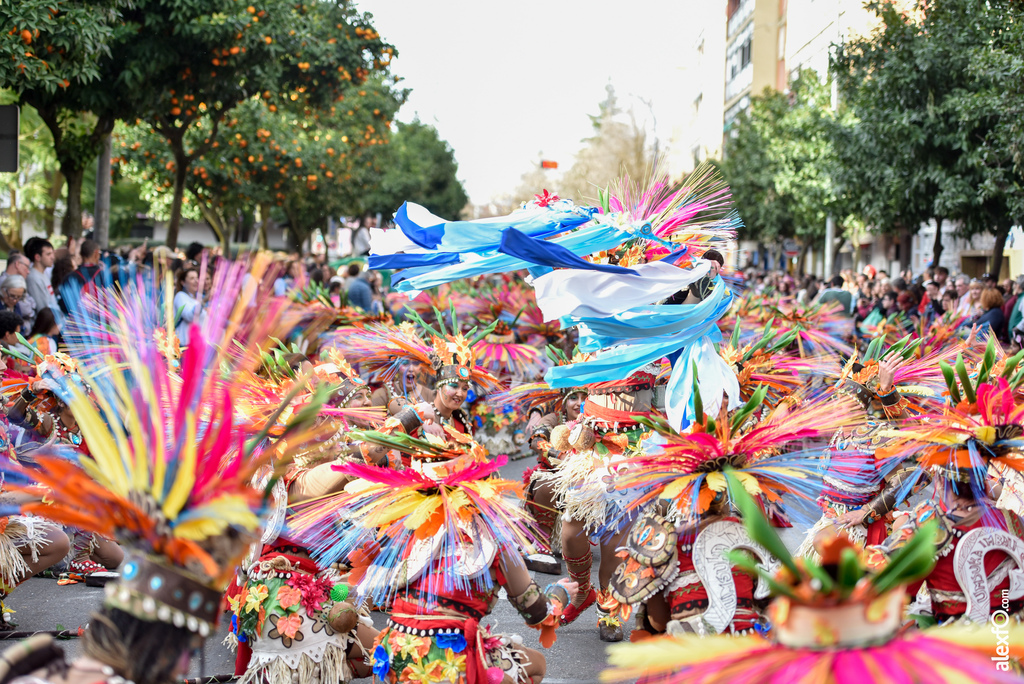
[289,430,540,607]
[614,386,866,524]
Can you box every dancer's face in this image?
[346,388,372,409]
[564,391,584,421]
[436,380,469,413]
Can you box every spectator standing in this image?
[975,287,1006,339]
[274,259,303,296]
[50,251,76,317]
[24,238,62,329]
[173,268,205,346]
[0,275,31,334]
[65,239,105,299]
[815,275,853,315]
[956,277,983,318]
[346,268,373,311]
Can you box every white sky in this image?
[357,0,713,207]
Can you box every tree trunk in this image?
[61,164,85,238]
[258,202,272,251]
[45,169,63,237]
[193,193,230,256]
[831,236,844,273]
[898,228,913,271]
[990,222,1010,280]
[797,241,811,275]
[165,135,189,250]
[931,217,944,269]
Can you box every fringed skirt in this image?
[228,551,364,684]
[0,515,60,590]
[538,448,634,536]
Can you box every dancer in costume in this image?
[601,477,1023,684]
[290,429,574,684]
[867,346,1024,625]
[4,351,123,580]
[0,357,70,621]
[500,347,591,575]
[229,354,386,684]
[797,336,950,558]
[370,362,433,415]
[543,368,657,642]
[606,385,863,639]
[336,319,502,442]
[0,292,330,684]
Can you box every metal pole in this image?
[94,133,112,248]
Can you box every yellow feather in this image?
[108,364,148,491]
[162,413,197,519]
[363,493,423,527]
[68,385,130,497]
[660,474,698,499]
[602,634,759,681]
[705,471,728,492]
[405,495,442,530]
[735,470,763,495]
[174,496,261,540]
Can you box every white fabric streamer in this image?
[665,336,741,431]
[533,260,711,321]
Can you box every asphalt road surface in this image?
[4,454,807,683]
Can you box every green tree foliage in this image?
[717,70,849,270]
[833,0,1024,275]
[360,119,468,220]
[109,0,396,249]
[0,0,129,238]
[117,76,404,252]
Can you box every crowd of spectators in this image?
[743,264,1024,344]
[0,236,389,357]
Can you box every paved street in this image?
[4,454,808,683]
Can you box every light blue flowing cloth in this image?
[565,280,732,352]
[547,281,738,430]
[389,199,598,252]
[393,221,633,293]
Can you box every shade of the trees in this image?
[117,74,404,251]
[108,0,396,249]
[0,0,129,237]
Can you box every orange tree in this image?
[111,0,395,248]
[116,74,404,251]
[0,0,132,237]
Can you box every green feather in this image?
[956,354,976,404]
[724,470,799,576]
[939,360,961,404]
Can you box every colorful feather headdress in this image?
[3,256,328,637]
[875,345,1024,514]
[289,429,539,607]
[491,346,592,416]
[718,322,815,406]
[832,333,960,414]
[599,478,1017,684]
[613,387,865,525]
[333,316,502,391]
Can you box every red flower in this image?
[534,189,559,207]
